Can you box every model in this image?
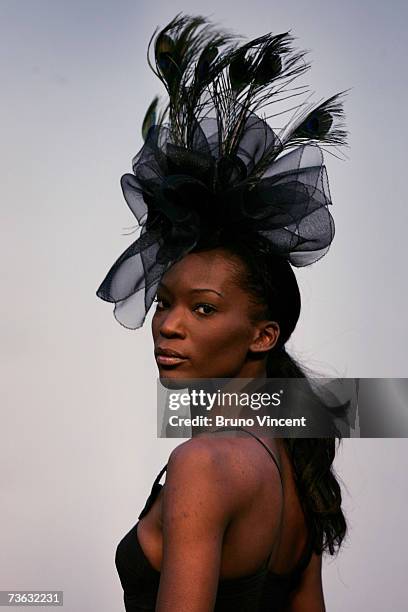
[97,13,348,611]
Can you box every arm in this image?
[155,440,237,612]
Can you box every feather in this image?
[144,14,346,159]
[141,96,159,141]
[254,50,282,86]
[229,48,252,93]
[195,45,219,82]
[280,91,349,149]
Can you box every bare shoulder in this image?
[165,435,281,520]
[169,434,278,484]
[164,437,242,522]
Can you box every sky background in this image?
[1,1,407,610]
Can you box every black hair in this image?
[194,230,347,556]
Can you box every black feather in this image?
[282,91,349,148]
[229,48,252,93]
[155,33,177,87]
[254,49,282,86]
[142,96,159,141]
[144,14,346,158]
[294,109,333,140]
[195,45,219,82]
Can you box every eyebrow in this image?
[190,288,224,298]
[158,282,224,298]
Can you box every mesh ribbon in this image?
[96,114,334,329]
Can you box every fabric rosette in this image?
[97,114,334,329]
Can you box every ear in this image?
[249,321,280,353]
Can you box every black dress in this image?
[115,428,314,611]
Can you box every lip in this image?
[155,347,189,367]
[156,355,188,366]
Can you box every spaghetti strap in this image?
[138,464,167,520]
[209,425,283,483]
[208,426,289,573]
[240,432,315,576]
[138,428,282,520]
[236,427,283,483]
[153,463,167,484]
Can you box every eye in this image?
[194,303,216,316]
[153,296,169,310]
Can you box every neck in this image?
[235,358,267,378]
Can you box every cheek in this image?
[151,311,165,339]
[193,318,251,359]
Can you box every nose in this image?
[158,306,187,339]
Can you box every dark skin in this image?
[139,248,325,611]
[152,248,279,379]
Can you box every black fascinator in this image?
[97,14,347,329]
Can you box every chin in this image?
[158,366,195,388]
[158,378,189,390]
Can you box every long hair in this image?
[194,230,347,556]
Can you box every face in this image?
[151,248,280,380]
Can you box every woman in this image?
[97,14,348,611]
